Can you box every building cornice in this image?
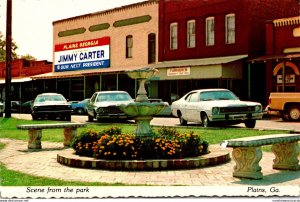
[273,16,300,27]
[53,0,158,25]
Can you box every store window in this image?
[206,17,215,46]
[126,35,133,58]
[170,22,178,50]
[225,14,235,44]
[187,20,196,48]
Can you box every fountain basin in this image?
[119,102,167,117]
[127,67,158,80]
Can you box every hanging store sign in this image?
[167,67,190,76]
[54,37,110,72]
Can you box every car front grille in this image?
[102,106,123,114]
[36,105,69,111]
[220,106,255,114]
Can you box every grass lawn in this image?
[0,117,292,186]
[0,117,289,144]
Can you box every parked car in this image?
[148,99,172,116]
[268,92,300,121]
[20,100,33,114]
[68,99,89,115]
[86,91,134,122]
[171,89,263,128]
[31,93,72,121]
[0,102,3,117]
[3,101,21,113]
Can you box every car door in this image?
[184,92,200,122]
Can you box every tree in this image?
[20,54,36,61]
[0,31,19,62]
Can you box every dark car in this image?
[0,102,3,117]
[3,101,21,113]
[31,93,72,121]
[68,99,89,115]
[20,100,33,114]
[86,91,134,122]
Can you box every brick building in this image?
[0,59,52,102]
[155,0,299,104]
[32,0,159,101]
[250,16,300,100]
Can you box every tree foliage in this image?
[0,32,36,62]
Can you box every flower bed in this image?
[71,126,209,160]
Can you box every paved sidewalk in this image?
[0,138,299,186]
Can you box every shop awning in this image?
[0,77,32,84]
[31,65,149,80]
[151,54,248,68]
[248,53,300,63]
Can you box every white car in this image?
[86,91,134,122]
[171,89,263,128]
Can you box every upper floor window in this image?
[170,22,178,50]
[187,20,196,48]
[126,35,133,58]
[225,14,235,44]
[148,33,156,64]
[206,17,215,46]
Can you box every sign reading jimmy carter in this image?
[54,37,110,72]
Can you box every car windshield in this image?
[200,91,238,101]
[35,95,66,102]
[97,93,132,102]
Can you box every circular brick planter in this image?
[57,146,230,171]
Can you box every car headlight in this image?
[255,105,262,112]
[96,107,104,113]
[212,107,219,115]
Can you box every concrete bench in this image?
[17,123,86,149]
[221,134,300,179]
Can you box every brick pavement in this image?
[0,138,299,186]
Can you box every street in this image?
[11,113,300,132]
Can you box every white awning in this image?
[0,77,32,84]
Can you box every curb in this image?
[57,147,230,171]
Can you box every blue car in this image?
[69,99,89,115]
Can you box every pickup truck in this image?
[268,92,300,121]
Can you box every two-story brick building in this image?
[32,0,159,101]
[249,16,300,102]
[154,0,299,104]
[0,59,52,102]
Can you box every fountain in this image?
[119,67,167,137]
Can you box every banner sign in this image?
[54,37,110,72]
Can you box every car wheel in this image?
[178,113,187,126]
[201,113,210,127]
[32,114,38,120]
[88,114,94,122]
[287,105,300,121]
[245,119,256,128]
[65,113,71,121]
[76,108,85,115]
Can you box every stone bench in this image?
[221,134,300,179]
[17,123,86,149]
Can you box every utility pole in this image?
[5,0,12,118]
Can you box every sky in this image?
[0,0,144,61]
